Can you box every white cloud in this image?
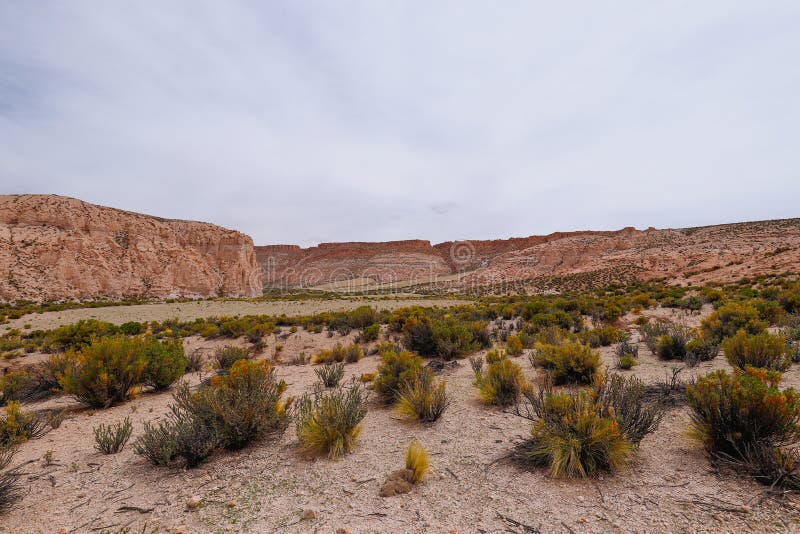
[1,1,799,246]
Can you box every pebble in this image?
[226,500,237,508]
[186,495,203,510]
[302,509,317,521]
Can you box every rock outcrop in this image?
[0,195,262,301]
[257,220,800,292]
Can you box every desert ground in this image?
[2,304,799,533]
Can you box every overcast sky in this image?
[1,2,799,246]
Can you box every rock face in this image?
[0,195,263,301]
[257,220,800,292]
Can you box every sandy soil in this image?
[3,298,470,332]
[3,309,800,533]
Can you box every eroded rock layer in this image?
[0,195,262,301]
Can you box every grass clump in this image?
[315,362,345,388]
[475,354,526,406]
[93,417,133,454]
[404,439,429,482]
[293,381,368,459]
[514,374,662,478]
[722,330,790,371]
[530,342,600,385]
[396,370,450,422]
[373,350,424,403]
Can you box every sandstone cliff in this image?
[256,220,800,292]
[0,195,263,301]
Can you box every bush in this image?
[134,421,178,466]
[93,417,133,454]
[0,369,52,406]
[685,334,720,364]
[142,338,187,390]
[119,321,143,335]
[701,301,767,343]
[722,330,790,371]
[579,325,622,348]
[214,346,250,371]
[687,367,800,456]
[615,340,639,369]
[514,388,631,478]
[475,356,526,406]
[41,319,118,352]
[0,401,47,447]
[294,382,368,459]
[639,321,672,355]
[505,335,523,356]
[618,354,638,370]
[190,360,289,451]
[373,350,424,403]
[316,362,345,388]
[396,370,450,422]
[312,343,363,364]
[530,342,600,385]
[359,324,380,343]
[405,439,429,483]
[468,354,484,375]
[405,316,487,359]
[594,374,663,445]
[0,446,21,513]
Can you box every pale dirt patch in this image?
[2,311,800,533]
[4,298,470,332]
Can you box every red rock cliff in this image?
[0,195,263,301]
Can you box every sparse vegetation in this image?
[530,341,600,385]
[315,362,345,388]
[213,346,250,371]
[312,343,363,364]
[373,349,424,403]
[396,369,450,422]
[0,401,47,447]
[474,354,526,406]
[93,417,133,454]
[293,381,368,459]
[404,439,429,483]
[722,330,790,371]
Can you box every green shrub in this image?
[58,335,148,408]
[93,417,133,454]
[142,338,187,390]
[373,350,424,403]
[639,321,672,355]
[134,421,178,466]
[687,367,800,456]
[700,301,767,343]
[505,335,523,356]
[119,321,143,335]
[722,330,790,371]
[579,325,622,348]
[396,369,450,422]
[359,324,380,343]
[294,382,368,459]
[594,374,663,445]
[315,362,345,388]
[475,355,526,406]
[618,353,638,370]
[0,370,35,406]
[0,401,47,447]
[312,343,363,364]
[531,342,600,385]
[41,319,118,352]
[214,346,250,371]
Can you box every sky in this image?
[1,1,799,247]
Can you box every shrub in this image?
[514,388,631,478]
[294,382,368,459]
[468,354,484,375]
[0,446,21,512]
[134,421,178,466]
[722,330,790,371]
[373,350,424,403]
[142,338,187,390]
[405,439,429,483]
[594,374,663,445]
[475,356,526,406]
[359,324,380,343]
[579,325,622,348]
[312,343,363,364]
[687,367,800,456]
[0,402,47,447]
[530,342,600,385]
[190,359,289,451]
[119,321,143,335]
[58,335,149,408]
[505,335,523,356]
[618,354,638,370]
[396,370,450,422]
[685,334,720,364]
[701,301,767,343]
[214,346,250,371]
[639,321,672,355]
[93,417,133,454]
[615,340,639,369]
[41,319,118,352]
[316,362,345,388]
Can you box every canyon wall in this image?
[0,195,263,301]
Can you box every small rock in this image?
[172,526,187,534]
[301,509,317,521]
[226,500,237,508]
[335,529,350,534]
[186,496,203,510]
